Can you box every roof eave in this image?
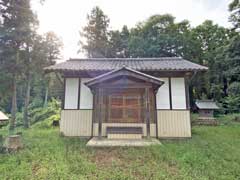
[44,68,208,74]
[84,67,165,88]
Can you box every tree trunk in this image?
[223,77,228,97]
[23,73,31,128]
[43,81,49,107]
[9,74,17,133]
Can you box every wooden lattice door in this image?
[108,90,143,123]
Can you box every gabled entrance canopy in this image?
[84,67,164,90]
[84,67,165,139]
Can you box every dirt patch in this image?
[31,162,48,177]
[89,148,181,179]
[90,148,125,167]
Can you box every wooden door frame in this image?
[94,85,156,138]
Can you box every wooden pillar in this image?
[98,88,103,139]
[62,78,66,109]
[168,77,172,110]
[153,90,158,138]
[145,88,150,138]
[185,77,190,110]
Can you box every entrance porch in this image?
[85,67,164,139]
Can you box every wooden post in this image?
[153,90,158,138]
[145,88,150,138]
[62,78,66,110]
[168,77,172,110]
[98,88,103,139]
[185,77,190,110]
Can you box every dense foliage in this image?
[80,5,240,113]
[0,0,63,132]
[14,98,61,127]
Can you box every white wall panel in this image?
[171,78,186,109]
[156,78,170,109]
[80,78,93,109]
[64,78,79,109]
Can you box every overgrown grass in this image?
[0,116,240,179]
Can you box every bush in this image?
[30,98,61,128]
[33,113,60,129]
[228,82,240,96]
[222,95,240,113]
[29,98,60,125]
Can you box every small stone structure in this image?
[194,100,219,125]
[5,135,23,151]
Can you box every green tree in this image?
[0,0,38,132]
[79,6,110,57]
[219,0,240,113]
[128,14,192,57]
[190,20,233,100]
[23,31,62,128]
[42,32,62,107]
[108,26,130,57]
[229,0,240,31]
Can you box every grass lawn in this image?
[0,118,240,179]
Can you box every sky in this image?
[32,0,233,60]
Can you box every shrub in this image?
[29,98,60,125]
[30,98,61,128]
[222,95,240,113]
[228,82,240,96]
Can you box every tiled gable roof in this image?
[45,57,208,73]
[195,100,219,110]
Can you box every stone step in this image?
[107,133,142,140]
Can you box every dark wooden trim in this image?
[79,109,93,110]
[62,70,195,78]
[156,109,189,111]
[185,77,190,110]
[62,78,66,109]
[62,109,93,111]
[98,88,103,139]
[94,84,153,89]
[77,78,81,109]
[91,91,95,137]
[168,77,172,110]
[106,95,109,123]
[145,87,150,138]
[102,122,152,124]
[159,137,191,140]
[106,127,143,134]
[154,92,158,138]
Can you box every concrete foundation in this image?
[86,137,161,147]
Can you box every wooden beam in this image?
[154,91,158,138]
[98,88,103,139]
[168,77,172,110]
[185,77,190,110]
[63,70,194,78]
[91,91,96,137]
[96,84,153,89]
[62,78,66,110]
[145,88,150,138]
[77,78,81,109]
